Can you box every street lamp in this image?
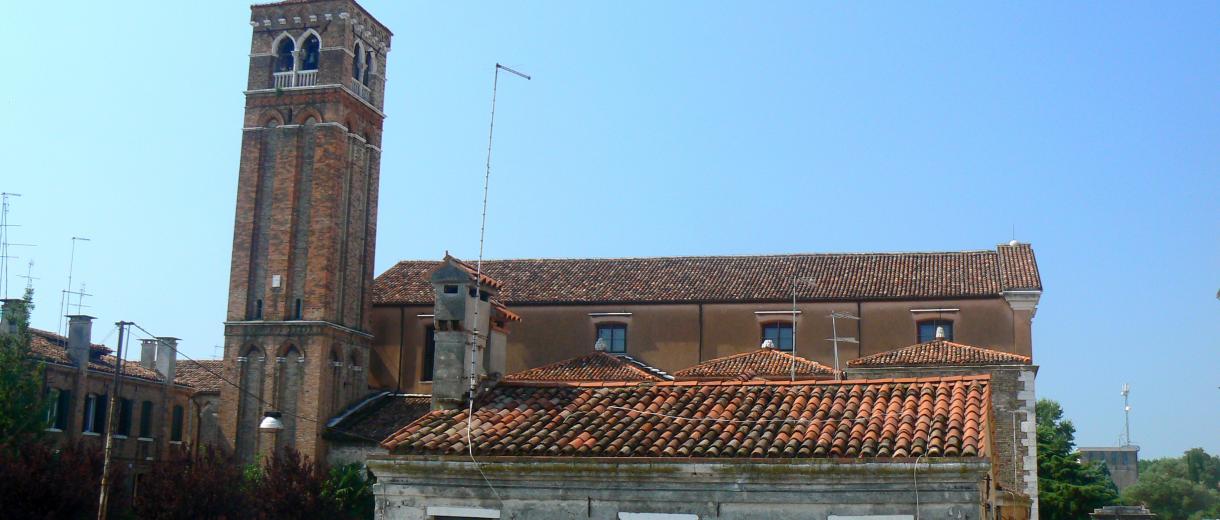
[259,411,284,431]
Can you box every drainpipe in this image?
[697,303,704,362]
[856,301,863,358]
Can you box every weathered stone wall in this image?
[369,457,993,520]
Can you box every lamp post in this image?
[259,411,284,459]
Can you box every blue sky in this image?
[1,1,1216,458]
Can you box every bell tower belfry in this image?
[218,0,392,463]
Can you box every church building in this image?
[217,1,1044,518]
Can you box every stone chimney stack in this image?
[0,299,23,336]
[155,337,179,384]
[140,338,158,370]
[66,315,95,367]
[428,257,497,411]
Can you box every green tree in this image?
[1036,399,1120,520]
[0,289,46,448]
[324,463,375,519]
[1123,448,1220,520]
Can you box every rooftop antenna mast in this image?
[1120,383,1132,446]
[17,260,38,292]
[469,63,530,397]
[1,193,35,299]
[826,311,860,380]
[59,236,90,335]
[790,277,816,381]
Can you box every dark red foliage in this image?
[0,440,126,519]
[132,446,251,520]
[254,448,343,520]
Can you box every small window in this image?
[300,35,320,71]
[362,51,373,86]
[918,320,953,342]
[421,326,436,382]
[443,285,458,294]
[293,298,303,320]
[274,37,296,73]
[762,322,794,351]
[171,405,184,442]
[117,399,133,437]
[139,400,154,438]
[254,299,264,320]
[596,324,627,354]
[45,388,71,430]
[82,393,107,434]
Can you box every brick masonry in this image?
[218,0,390,464]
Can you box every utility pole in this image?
[97,321,131,520]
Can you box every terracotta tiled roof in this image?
[176,360,225,393]
[27,329,176,385]
[383,375,991,459]
[503,352,671,383]
[847,340,1032,368]
[997,243,1041,290]
[674,347,839,381]
[374,245,1041,305]
[325,393,433,444]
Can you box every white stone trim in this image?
[588,312,632,317]
[425,506,499,518]
[243,84,386,117]
[619,515,699,520]
[828,516,913,520]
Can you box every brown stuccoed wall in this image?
[373,296,1030,395]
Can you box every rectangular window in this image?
[82,393,107,434]
[597,324,628,353]
[917,320,953,343]
[117,399,133,437]
[139,400,153,438]
[171,405,184,442]
[421,325,436,382]
[762,323,794,351]
[45,388,67,430]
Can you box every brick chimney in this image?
[140,338,158,370]
[66,315,95,367]
[428,257,498,411]
[0,299,23,336]
[155,337,179,384]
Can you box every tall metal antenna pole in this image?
[470,63,530,396]
[1121,383,1131,446]
[0,193,23,298]
[826,311,860,380]
[790,277,815,382]
[59,236,90,335]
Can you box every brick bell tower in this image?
[218,0,391,463]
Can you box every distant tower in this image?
[218,0,392,463]
[1120,383,1132,446]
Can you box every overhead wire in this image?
[123,322,388,445]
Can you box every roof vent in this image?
[594,338,608,352]
[761,339,776,350]
[934,326,946,340]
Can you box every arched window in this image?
[362,51,373,86]
[274,37,296,73]
[351,42,363,80]
[300,34,320,71]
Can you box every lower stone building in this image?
[366,260,1034,520]
[2,300,222,496]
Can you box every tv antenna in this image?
[67,282,93,315]
[826,311,860,379]
[58,236,90,335]
[1120,383,1132,446]
[469,63,531,396]
[17,260,38,292]
[790,277,816,381]
[1,193,35,299]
